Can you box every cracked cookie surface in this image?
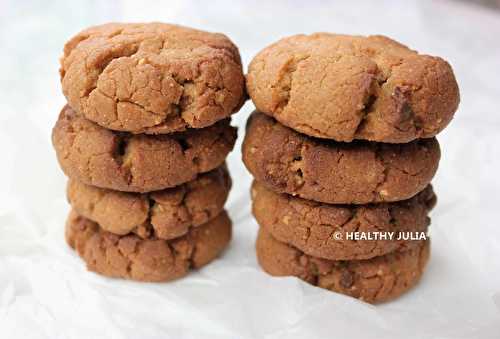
[247,33,459,143]
[252,181,435,260]
[242,112,440,204]
[256,227,430,303]
[66,209,231,282]
[53,105,236,192]
[61,22,245,134]
[68,165,231,240]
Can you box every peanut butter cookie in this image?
[256,227,430,303]
[242,112,439,204]
[61,23,245,134]
[66,209,231,282]
[68,165,231,240]
[53,105,236,192]
[247,34,459,142]
[252,181,435,260]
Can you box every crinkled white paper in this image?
[1,1,499,338]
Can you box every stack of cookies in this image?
[243,34,459,303]
[52,23,245,282]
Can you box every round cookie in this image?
[61,22,246,134]
[53,105,236,192]
[242,112,440,204]
[247,33,459,143]
[252,181,435,260]
[68,165,231,240]
[66,209,231,282]
[256,227,430,303]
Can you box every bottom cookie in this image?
[66,209,231,282]
[256,228,429,303]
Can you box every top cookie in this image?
[60,23,246,134]
[247,34,459,143]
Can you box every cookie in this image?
[66,209,231,282]
[256,227,430,303]
[242,112,440,204]
[61,23,245,134]
[53,105,236,192]
[247,34,459,143]
[252,181,435,260]
[68,165,231,240]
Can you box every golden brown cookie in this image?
[247,34,459,143]
[66,209,231,282]
[53,105,236,192]
[61,23,245,134]
[252,181,435,260]
[256,227,430,303]
[242,112,440,204]
[68,165,231,240]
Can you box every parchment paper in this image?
[1,0,499,338]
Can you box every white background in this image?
[1,0,499,338]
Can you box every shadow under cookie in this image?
[242,112,440,204]
[256,227,430,304]
[66,209,232,282]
